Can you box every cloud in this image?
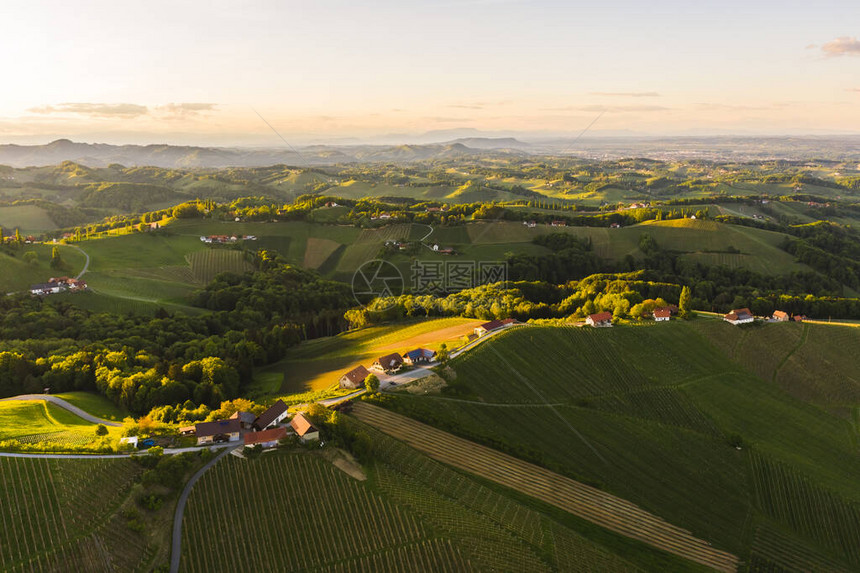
[427,116,473,123]
[155,103,217,117]
[447,103,486,110]
[543,104,668,113]
[589,91,661,98]
[695,102,788,111]
[27,103,148,117]
[821,37,860,57]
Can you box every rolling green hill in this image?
[371,321,860,571]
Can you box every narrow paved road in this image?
[67,244,90,280]
[0,442,236,459]
[0,394,122,426]
[170,446,236,573]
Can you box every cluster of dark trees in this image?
[0,251,353,414]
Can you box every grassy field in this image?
[52,391,130,422]
[0,457,151,572]
[0,243,87,294]
[0,400,122,448]
[371,320,860,570]
[260,317,482,395]
[0,205,57,232]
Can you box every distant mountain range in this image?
[2,134,860,168]
[0,138,528,169]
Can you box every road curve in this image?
[170,446,236,573]
[66,244,90,280]
[0,394,122,426]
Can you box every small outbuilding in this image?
[195,419,242,445]
[772,310,789,322]
[253,400,289,431]
[586,312,613,327]
[404,348,436,365]
[653,308,672,322]
[372,353,404,374]
[724,308,754,325]
[243,426,287,449]
[339,365,370,389]
[290,412,320,443]
[474,320,504,337]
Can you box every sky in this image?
[0,0,859,145]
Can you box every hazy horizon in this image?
[2,0,859,146]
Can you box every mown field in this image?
[181,434,695,572]
[253,317,481,395]
[373,320,860,571]
[0,457,151,572]
[0,399,121,449]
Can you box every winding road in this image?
[66,244,90,280]
[0,394,121,426]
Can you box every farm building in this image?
[243,426,287,448]
[30,283,63,295]
[230,411,256,430]
[195,419,242,445]
[179,426,196,436]
[290,413,320,443]
[474,320,504,337]
[372,353,404,374]
[404,348,436,365]
[550,220,567,227]
[724,308,754,325]
[793,315,806,323]
[772,310,789,322]
[253,400,289,431]
[586,312,613,327]
[653,308,672,322]
[339,365,370,389]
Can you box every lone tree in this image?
[50,246,62,269]
[95,424,109,436]
[437,343,449,366]
[364,373,380,394]
[679,286,692,319]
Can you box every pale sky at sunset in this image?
[1,0,859,145]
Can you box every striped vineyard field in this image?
[750,453,860,568]
[0,457,150,572]
[358,419,642,572]
[352,401,739,572]
[13,431,96,447]
[187,249,253,284]
[451,324,731,404]
[591,386,721,436]
[180,453,431,573]
[748,523,853,573]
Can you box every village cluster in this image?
[29,276,87,296]
[171,400,320,449]
[722,308,805,325]
[200,234,257,244]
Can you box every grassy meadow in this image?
[0,399,122,449]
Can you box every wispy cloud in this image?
[427,116,473,123]
[589,91,661,98]
[821,37,860,57]
[544,104,668,113]
[27,103,148,117]
[155,103,217,117]
[695,102,788,111]
[447,103,485,110]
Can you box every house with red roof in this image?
[586,312,613,327]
